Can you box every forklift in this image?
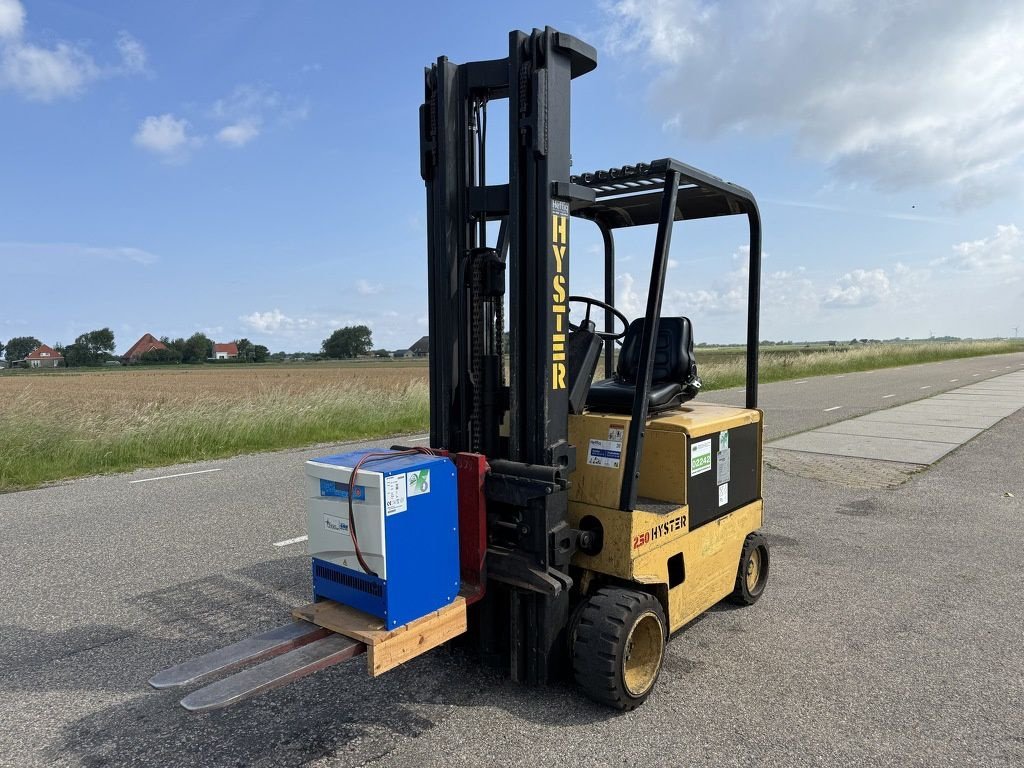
[151,26,768,712]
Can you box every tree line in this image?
[3,324,375,367]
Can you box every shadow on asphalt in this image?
[24,557,616,767]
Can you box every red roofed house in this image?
[25,344,63,368]
[123,333,168,364]
[213,342,238,360]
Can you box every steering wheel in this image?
[568,296,629,341]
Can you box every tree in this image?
[4,336,42,362]
[0,340,4,359]
[253,344,269,362]
[140,347,183,364]
[63,327,116,367]
[234,338,255,362]
[180,332,213,364]
[322,325,372,359]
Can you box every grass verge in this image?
[0,380,429,491]
[1,340,1021,491]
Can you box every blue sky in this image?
[2,0,1022,354]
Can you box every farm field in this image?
[1,339,1021,491]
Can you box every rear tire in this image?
[729,532,769,605]
[571,587,667,711]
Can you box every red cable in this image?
[346,448,438,577]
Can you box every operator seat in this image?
[585,317,700,415]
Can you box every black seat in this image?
[586,317,700,414]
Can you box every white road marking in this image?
[949,379,958,382]
[836,375,845,378]
[824,406,842,412]
[882,394,895,398]
[273,535,308,547]
[794,380,808,384]
[129,468,223,484]
[920,385,931,390]
[972,374,981,377]
[408,436,430,443]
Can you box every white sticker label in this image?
[384,474,407,515]
[717,448,731,485]
[608,424,625,442]
[407,469,431,497]
[324,513,349,534]
[718,483,729,507]
[587,438,622,468]
[691,440,712,476]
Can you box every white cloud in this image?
[1,39,99,101]
[240,309,318,334]
[217,119,260,147]
[356,279,382,296]
[0,241,159,266]
[133,114,198,158]
[210,83,307,146]
[604,1,1024,208]
[115,31,147,74]
[0,0,25,39]
[935,224,1023,274]
[823,269,892,309]
[0,0,145,101]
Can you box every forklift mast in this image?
[419,28,597,683]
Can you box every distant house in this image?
[0,360,7,369]
[25,344,63,368]
[213,342,239,360]
[373,349,393,358]
[409,336,430,356]
[393,349,411,358]
[123,333,168,363]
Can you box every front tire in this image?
[729,532,769,605]
[571,587,667,711]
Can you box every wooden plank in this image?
[368,600,467,676]
[292,597,468,677]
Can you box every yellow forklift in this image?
[151,26,767,712]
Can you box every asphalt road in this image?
[1,351,1022,767]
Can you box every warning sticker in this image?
[407,469,430,497]
[718,483,729,507]
[587,438,622,468]
[690,439,712,476]
[608,424,625,442]
[384,474,407,515]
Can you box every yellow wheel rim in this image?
[622,611,664,697]
[746,547,762,593]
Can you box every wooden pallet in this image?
[292,597,467,677]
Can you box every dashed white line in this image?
[129,468,223,484]
[972,374,981,377]
[794,380,808,385]
[882,394,895,398]
[823,406,842,412]
[920,385,931,390]
[273,535,308,548]
[949,379,958,382]
[408,436,431,443]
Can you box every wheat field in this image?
[2,340,1021,490]
[0,363,430,490]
